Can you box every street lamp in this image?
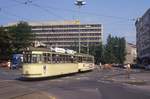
[74,0,86,53]
[75,0,86,7]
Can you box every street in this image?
[0,67,150,99]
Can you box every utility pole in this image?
[75,0,86,53]
[87,37,89,54]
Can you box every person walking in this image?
[99,62,102,69]
[7,60,11,69]
[126,63,131,79]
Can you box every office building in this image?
[135,8,150,64]
[124,43,137,64]
[6,20,103,53]
[29,20,102,53]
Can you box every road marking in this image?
[76,77,90,80]
[51,79,63,82]
[41,92,57,99]
[97,80,111,84]
[63,76,72,79]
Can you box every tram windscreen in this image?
[23,54,42,63]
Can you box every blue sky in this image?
[0,0,150,44]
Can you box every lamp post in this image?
[75,0,86,53]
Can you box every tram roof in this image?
[25,47,93,57]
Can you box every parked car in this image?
[118,64,126,68]
[131,64,145,69]
[0,60,9,67]
[112,64,125,68]
[145,65,150,70]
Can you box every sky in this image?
[0,0,150,44]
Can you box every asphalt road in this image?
[0,68,150,99]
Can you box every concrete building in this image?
[7,20,103,53]
[135,8,150,64]
[124,43,137,64]
[31,20,103,53]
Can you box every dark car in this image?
[131,64,145,69]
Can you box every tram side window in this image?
[64,55,67,63]
[74,56,77,63]
[77,57,82,62]
[42,53,52,63]
[32,54,38,63]
[63,55,67,63]
[87,57,94,63]
[70,56,74,63]
[43,53,48,63]
[83,57,87,62]
[59,55,62,63]
[36,54,42,63]
[47,53,52,63]
[87,57,91,63]
[52,54,59,63]
[52,54,55,63]
[66,55,69,63]
[56,55,60,63]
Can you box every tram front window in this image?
[23,54,42,63]
[23,54,31,63]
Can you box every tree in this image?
[89,43,104,64]
[104,34,117,63]
[94,43,104,64]
[8,21,33,53]
[0,21,33,60]
[118,37,126,63]
[0,27,13,59]
[103,34,126,64]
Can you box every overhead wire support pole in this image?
[75,0,86,53]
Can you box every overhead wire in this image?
[0,3,20,9]
[11,0,66,20]
[3,11,30,21]
[30,1,136,22]
[0,0,32,21]
[48,6,135,21]
[3,0,137,22]
[0,7,31,21]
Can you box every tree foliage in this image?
[103,34,126,64]
[0,27,13,59]
[89,43,104,64]
[8,21,33,53]
[0,21,33,59]
[82,34,126,64]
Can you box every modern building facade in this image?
[135,8,150,64]
[27,20,102,53]
[124,43,137,64]
[6,20,102,53]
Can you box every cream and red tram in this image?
[22,47,94,78]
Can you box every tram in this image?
[22,47,94,78]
